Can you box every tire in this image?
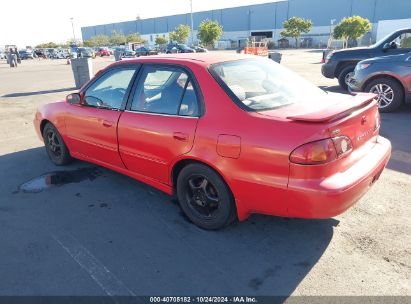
[42,123,72,166]
[176,164,237,230]
[364,78,404,113]
[338,66,356,91]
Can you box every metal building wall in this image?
[81,0,411,42]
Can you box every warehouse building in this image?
[81,0,411,48]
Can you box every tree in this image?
[66,38,83,47]
[169,24,191,44]
[35,42,59,48]
[333,16,372,48]
[155,36,168,45]
[83,40,95,47]
[126,33,145,44]
[84,35,110,47]
[109,30,127,46]
[280,17,312,48]
[197,19,223,48]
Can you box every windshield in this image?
[210,58,326,111]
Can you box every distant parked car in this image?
[322,28,411,90]
[122,49,136,58]
[34,49,47,58]
[50,49,70,59]
[349,52,411,112]
[0,51,6,59]
[193,46,208,53]
[77,47,96,58]
[19,50,34,60]
[166,43,196,54]
[135,46,158,57]
[96,47,111,57]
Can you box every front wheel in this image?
[177,164,236,230]
[365,78,404,113]
[338,66,355,91]
[43,123,72,165]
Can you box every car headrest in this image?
[228,84,246,101]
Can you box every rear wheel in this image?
[42,123,72,166]
[176,164,236,230]
[338,66,355,91]
[364,78,404,113]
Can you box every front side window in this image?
[210,59,326,111]
[131,66,199,116]
[84,68,136,110]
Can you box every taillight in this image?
[290,136,353,165]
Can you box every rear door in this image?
[118,64,201,184]
[65,66,139,167]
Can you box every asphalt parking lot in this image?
[0,50,410,297]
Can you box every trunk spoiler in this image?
[287,93,377,123]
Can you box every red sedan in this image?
[34,53,391,229]
[96,48,111,57]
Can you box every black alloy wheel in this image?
[43,123,72,165]
[177,164,236,230]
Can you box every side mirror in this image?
[66,93,81,105]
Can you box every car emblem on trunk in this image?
[361,116,367,125]
[357,128,374,142]
[331,129,341,135]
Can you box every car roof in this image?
[110,52,256,68]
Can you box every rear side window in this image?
[131,66,199,117]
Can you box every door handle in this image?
[173,132,189,141]
[102,120,114,127]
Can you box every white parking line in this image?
[52,232,136,298]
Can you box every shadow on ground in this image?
[0,147,337,296]
[2,87,77,98]
[380,103,411,175]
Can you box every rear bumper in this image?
[286,136,391,218]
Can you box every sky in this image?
[0,0,279,48]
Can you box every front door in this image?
[118,65,201,183]
[65,66,138,167]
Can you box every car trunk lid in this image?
[259,92,380,150]
[284,93,375,122]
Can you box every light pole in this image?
[70,17,76,44]
[328,19,336,48]
[190,0,194,46]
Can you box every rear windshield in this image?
[210,58,326,111]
